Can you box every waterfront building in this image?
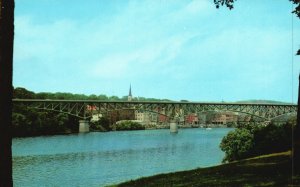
[211,112,238,125]
[211,114,227,125]
[185,113,199,124]
[135,110,158,125]
[107,109,135,125]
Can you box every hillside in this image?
[235,100,294,105]
[108,151,298,187]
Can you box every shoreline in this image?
[12,126,232,138]
[108,151,296,187]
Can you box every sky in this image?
[13,0,300,103]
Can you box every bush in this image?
[220,122,293,163]
[90,117,110,131]
[115,121,145,131]
[220,128,254,162]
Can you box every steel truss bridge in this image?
[12,99,297,122]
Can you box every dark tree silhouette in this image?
[291,0,300,18]
[214,0,236,10]
[0,0,14,186]
[215,0,300,18]
[214,0,300,177]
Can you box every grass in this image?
[108,151,299,187]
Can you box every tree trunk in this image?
[0,0,14,186]
[294,74,300,176]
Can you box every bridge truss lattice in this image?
[13,99,297,122]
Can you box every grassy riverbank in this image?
[109,151,299,187]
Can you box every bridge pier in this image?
[170,120,178,133]
[79,120,89,133]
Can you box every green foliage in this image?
[13,86,173,102]
[90,117,110,131]
[13,87,35,99]
[115,121,145,131]
[291,0,300,18]
[226,121,236,128]
[220,122,294,163]
[12,102,78,137]
[214,0,236,10]
[11,87,170,136]
[252,123,292,156]
[220,128,254,162]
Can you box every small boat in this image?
[206,128,212,130]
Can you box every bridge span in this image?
[13,99,297,132]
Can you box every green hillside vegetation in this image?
[12,87,294,137]
[108,151,297,187]
[220,121,294,162]
[235,99,293,105]
[115,120,145,131]
[14,87,292,104]
[13,87,172,102]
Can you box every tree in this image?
[13,87,35,99]
[214,0,236,10]
[220,128,254,162]
[214,0,300,52]
[220,122,294,163]
[0,0,14,185]
[214,0,300,175]
[214,0,300,17]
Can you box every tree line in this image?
[13,87,172,102]
[12,87,155,137]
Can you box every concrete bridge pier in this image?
[170,120,178,133]
[79,120,90,133]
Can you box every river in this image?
[12,128,233,187]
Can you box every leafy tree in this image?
[115,120,145,131]
[88,94,98,100]
[214,0,236,10]
[214,0,300,54]
[220,128,254,162]
[98,94,108,100]
[90,117,110,131]
[252,123,292,155]
[13,87,35,99]
[220,122,293,163]
[109,96,120,101]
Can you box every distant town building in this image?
[135,110,158,125]
[211,114,227,124]
[107,109,135,125]
[211,112,238,124]
[158,114,169,123]
[225,112,238,123]
[198,113,206,124]
[185,113,199,124]
[86,105,97,111]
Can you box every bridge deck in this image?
[12,99,296,107]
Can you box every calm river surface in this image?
[12,128,233,187]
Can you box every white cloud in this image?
[13,0,300,102]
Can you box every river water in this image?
[12,128,233,187]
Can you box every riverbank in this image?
[13,125,230,138]
[108,151,298,186]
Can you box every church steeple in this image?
[128,84,132,101]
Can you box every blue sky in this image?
[13,0,300,103]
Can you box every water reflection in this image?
[13,128,233,187]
